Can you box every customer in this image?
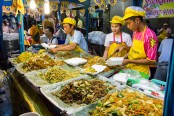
[49,17,88,53]
[28,20,40,44]
[154,29,173,82]
[103,15,132,59]
[2,20,16,33]
[42,15,54,33]
[77,18,83,29]
[158,23,172,42]
[117,6,158,76]
[45,26,58,45]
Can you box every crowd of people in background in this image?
[2,19,18,33]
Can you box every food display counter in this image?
[7,50,164,115]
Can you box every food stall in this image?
[1,0,174,116]
[6,48,164,115]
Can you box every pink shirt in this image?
[133,27,158,61]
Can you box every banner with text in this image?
[143,0,174,18]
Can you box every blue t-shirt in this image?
[65,30,88,52]
[158,38,173,63]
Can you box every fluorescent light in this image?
[44,0,50,14]
[30,0,36,10]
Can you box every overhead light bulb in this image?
[44,0,50,14]
[30,0,36,10]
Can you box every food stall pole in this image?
[0,1,3,52]
[164,41,174,115]
[26,13,29,30]
[57,1,61,21]
[133,0,143,6]
[17,0,25,53]
[84,0,90,41]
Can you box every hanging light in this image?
[44,0,50,14]
[30,0,36,10]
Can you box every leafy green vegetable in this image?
[109,110,122,116]
[117,93,124,98]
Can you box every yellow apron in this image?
[24,39,30,46]
[69,37,85,53]
[108,33,127,58]
[158,30,166,42]
[127,26,149,75]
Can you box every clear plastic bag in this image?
[55,28,66,40]
[88,31,106,45]
[0,70,7,88]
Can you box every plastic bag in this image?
[88,31,106,45]
[0,70,7,88]
[55,28,66,40]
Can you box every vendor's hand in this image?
[115,46,127,53]
[102,57,107,61]
[49,48,57,54]
[122,59,130,66]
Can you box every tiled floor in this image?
[0,80,13,116]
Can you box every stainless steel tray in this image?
[73,85,164,116]
[40,75,116,115]
[8,57,18,66]
[24,65,82,88]
[15,63,26,74]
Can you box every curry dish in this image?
[22,54,64,71]
[52,79,114,105]
[89,88,163,116]
[38,66,80,83]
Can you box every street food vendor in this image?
[49,17,88,53]
[119,6,158,75]
[103,16,132,59]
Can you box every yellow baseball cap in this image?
[62,17,76,26]
[110,16,124,25]
[122,6,146,20]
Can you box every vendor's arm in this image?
[123,53,128,59]
[103,34,110,59]
[57,43,77,51]
[122,59,155,66]
[55,44,67,47]
[158,28,164,34]
[115,45,131,52]
[103,47,109,59]
[114,33,132,53]
[50,43,77,53]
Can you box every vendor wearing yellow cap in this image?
[49,17,88,53]
[119,6,158,76]
[103,16,132,59]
